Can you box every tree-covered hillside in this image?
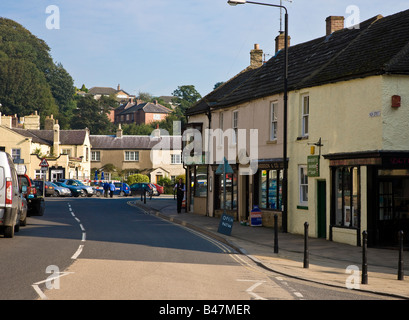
[0,18,75,128]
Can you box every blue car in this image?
[114,182,130,196]
[92,181,130,197]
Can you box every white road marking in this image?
[71,245,84,260]
[237,279,267,300]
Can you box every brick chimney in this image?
[275,32,291,54]
[326,16,344,35]
[250,44,263,68]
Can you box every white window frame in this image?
[219,112,224,146]
[91,151,101,161]
[299,165,308,205]
[302,95,309,137]
[270,101,278,141]
[232,110,238,144]
[35,170,46,180]
[125,151,139,162]
[171,153,182,164]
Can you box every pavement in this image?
[127,194,409,300]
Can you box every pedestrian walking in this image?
[109,181,115,198]
[174,178,185,213]
[103,181,109,198]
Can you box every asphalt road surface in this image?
[0,197,398,303]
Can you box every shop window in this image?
[194,166,207,197]
[216,173,237,210]
[335,167,360,227]
[259,169,282,210]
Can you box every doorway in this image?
[317,180,326,238]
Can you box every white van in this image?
[0,151,21,238]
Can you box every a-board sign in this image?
[217,213,234,236]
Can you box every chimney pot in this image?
[326,16,345,35]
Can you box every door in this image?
[317,180,326,238]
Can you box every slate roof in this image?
[117,101,172,115]
[187,9,409,114]
[11,128,87,145]
[90,135,181,150]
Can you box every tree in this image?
[214,82,225,90]
[46,62,76,129]
[0,57,58,116]
[70,96,112,134]
[171,85,202,128]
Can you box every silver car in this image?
[49,182,71,197]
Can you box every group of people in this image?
[99,178,186,213]
[103,181,116,198]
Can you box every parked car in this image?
[0,151,23,237]
[18,174,45,217]
[92,181,130,197]
[152,183,164,195]
[58,179,95,197]
[32,180,55,197]
[49,181,71,197]
[130,182,153,197]
[149,183,159,196]
[115,182,130,196]
[54,181,82,197]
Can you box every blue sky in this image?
[1,1,408,98]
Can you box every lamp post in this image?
[228,0,288,232]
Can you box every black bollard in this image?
[140,191,143,202]
[144,191,146,204]
[303,222,309,268]
[398,230,404,281]
[274,214,279,254]
[362,230,368,284]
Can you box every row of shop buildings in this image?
[183,10,409,248]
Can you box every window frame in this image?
[124,151,139,162]
[270,101,278,141]
[232,110,238,145]
[91,151,101,161]
[299,165,308,205]
[301,95,309,137]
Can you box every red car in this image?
[152,183,164,194]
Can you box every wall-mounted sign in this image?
[307,155,320,177]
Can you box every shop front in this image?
[326,151,409,248]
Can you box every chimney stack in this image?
[116,123,123,138]
[326,16,345,35]
[250,44,263,68]
[275,32,291,54]
[53,120,60,156]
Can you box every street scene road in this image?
[0,197,398,301]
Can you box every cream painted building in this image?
[0,112,92,181]
[186,10,409,248]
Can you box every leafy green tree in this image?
[0,57,57,116]
[122,123,155,135]
[71,96,112,134]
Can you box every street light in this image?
[228,0,289,233]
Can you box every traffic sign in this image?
[39,158,49,167]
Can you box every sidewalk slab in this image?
[129,196,409,299]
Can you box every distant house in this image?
[88,84,134,103]
[90,126,184,183]
[114,100,172,126]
